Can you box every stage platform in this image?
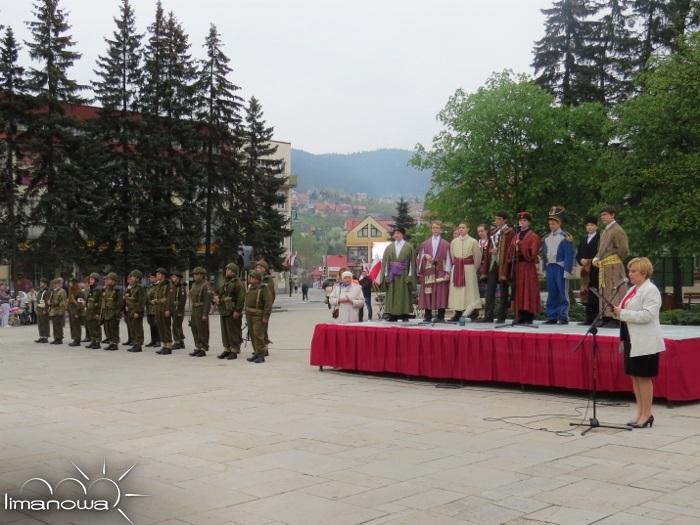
[309,320,700,401]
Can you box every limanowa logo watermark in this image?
[4,459,148,524]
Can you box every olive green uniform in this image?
[218,276,246,355]
[36,287,51,339]
[189,281,211,351]
[85,285,102,345]
[245,282,272,358]
[262,274,275,355]
[146,283,160,345]
[153,279,174,348]
[172,283,187,346]
[101,285,122,344]
[48,287,67,341]
[67,288,86,343]
[124,283,146,346]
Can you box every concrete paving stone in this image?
[654,482,700,512]
[479,475,576,500]
[340,481,427,509]
[391,488,464,510]
[630,469,700,493]
[489,495,551,514]
[593,511,663,525]
[524,505,611,525]
[231,491,386,525]
[583,444,700,470]
[534,479,662,513]
[362,509,479,525]
[637,500,700,518]
[300,480,372,500]
[428,464,526,489]
[451,499,525,525]
[569,461,663,485]
[664,517,700,525]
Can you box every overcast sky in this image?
[2,0,551,154]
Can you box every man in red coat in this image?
[509,211,541,324]
[417,221,452,322]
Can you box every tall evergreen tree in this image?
[241,96,289,268]
[136,4,200,269]
[588,0,638,104]
[0,26,30,281]
[632,0,699,70]
[92,0,143,273]
[24,0,94,271]
[532,0,600,105]
[391,197,416,234]
[193,23,243,271]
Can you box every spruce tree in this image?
[0,26,30,280]
[391,197,416,234]
[92,0,142,273]
[137,4,200,269]
[193,23,243,271]
[532,0,600,105]
[241,96,289,268]
[588,0,638,104]
[632,0,699,70]
[24,0,94,271]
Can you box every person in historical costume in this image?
[381,227,416,322]
[541,206,575,324]
[592,206,629,328]
[576,216,600,325]
[482,211,515,323]
[447,222,482,322]
[416,221,451,322]
[509,211,541,324]
[329,271,365,323]
[216,263,246,360]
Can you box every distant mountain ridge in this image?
[291,148,431,197]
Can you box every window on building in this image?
[370,225,381,237]
[358,225,368,238]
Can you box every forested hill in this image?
[292,148,431,197]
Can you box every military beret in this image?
[192,266,207,275]
[255,259,269,271]
[155,267,168,276]
[129,269,143,279]
[225,262,239,274]
[89,272,101,280]
[105,272,119,281]
[249,270,263,280]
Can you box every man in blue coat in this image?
[542,206,575,324]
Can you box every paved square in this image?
[1,290,699,525]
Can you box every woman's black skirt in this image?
[621,322,660,377]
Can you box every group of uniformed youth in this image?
[32,260,276,363]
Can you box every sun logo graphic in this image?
[3,458,149,524]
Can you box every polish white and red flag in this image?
[367,256,382,284]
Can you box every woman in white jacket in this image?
[329,271,365,323]
[613,257,665,429]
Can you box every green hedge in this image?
[660,309,700,325]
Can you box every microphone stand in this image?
[570,287,631,435]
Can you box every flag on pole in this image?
[368,255,382,284]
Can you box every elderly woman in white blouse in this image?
[329,271,365,323]
[613,257,665,429]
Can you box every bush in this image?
[660,309,700,325]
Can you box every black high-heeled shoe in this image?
[631,415,654,428]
